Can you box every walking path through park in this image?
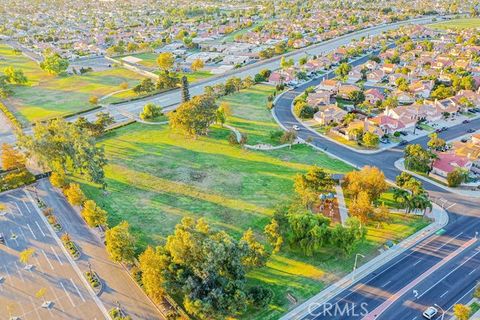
[334,185,349,225]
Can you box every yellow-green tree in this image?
[190,59,204,72]
[1,143,26,170]
[81,200,107,228]
[105,221,135,263]
[139,246,166,303]
[156,52,175,72]
[64,183,85,206]
[453,304,471,320]
[19,248,35,265]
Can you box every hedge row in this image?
[0,102,23,129]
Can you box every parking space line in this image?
[29,296,42,320]
[41,249,54,270]
[50,246,63,266]
[22,200,32,213]
[14,262,24,282]
[51,286,65,312]
[3,265,10,279]
[27,223,37,239]
[14,202,23,216]
[35,221,46,237]
[413,259,421,266]
[34,256,44,273]
[70,278,86,302]
[440,290,449,298]
[18,227,27,240]
[60,281,75,307]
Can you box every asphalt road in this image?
[273,67,480,319]
[0,188,106,320]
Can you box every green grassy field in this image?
[0,44,144,123]
[430,18,480,30]
[221,84,282,145]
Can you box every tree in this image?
[1,143,26,170]
[105,221,136,263]
[393,188,410,209]
[139,246,167,303]
[156,52,175,72]
[19,119,107,187]
[248,286,273,309]
[404,144,435,174]
[281,130,297,148]
[19,248,35,265]
[89,96,99,105]
[81,200,107,228]
[348,90,365,105]
[64,183,85,206]
[240,229,269,268]
[427,133,446,151]
[4,66,27,84]
[49,171,67,188]
[215,105,226,125]
[453,304,470,320]
[169,95,217,137]
[181,76,190,102]
[294,166,335,208]
[280,57,294,70]
[344,166,388,201]
[140,103,162,121]
[190,59,204,72]
[407,193,432,214]
[362,132,379,148]
[264,219,283,253]
[335,62,352,79]
[40,51,69,75]
[447,167,468,187]
[348,191,373,224]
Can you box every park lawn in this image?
[182,70,213,83]
[0,44,144,123]
[430,18,480,30]
[74,121,430,319]
[220,84,281,145]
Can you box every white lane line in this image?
[29,296,42,320]
[14,202,23,216]
[50,246,63,266]
[446,285,477,312]
[468,268,477,275]
[34,221,46,237]
[413,259,421,266]
[381,280,391,288]
[440,290,449,298]
[3,265,10,279]
[22,200,32,213]
[60,282,75,307]
[41,249,54,270]
[446,203,456,210]
[18,227,27,240]
[418,248,480,299]
[51,286,65,312]
[70,278,86,303]
[14,262,24,283]
[26,223,37,239]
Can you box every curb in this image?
[280,204,448,320]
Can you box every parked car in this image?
[468,128,476,133]
[398,140,408,146]
[399,131,408,136]
[292,125,300,131]
[463,119,470,124]
[441,127,448,131]
[422,306,438,319]
[461,138,469,143]
[0,233,4,245]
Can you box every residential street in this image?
[274,71,480,319]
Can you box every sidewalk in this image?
[280,203,448,320]
[334,185,348,225]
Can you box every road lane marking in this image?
[362,238,478,320]
[18,227,27,240]
[50,246,63,265]
[34,257,44,273]
[35,221,46,237]
[468,268,477,275]
[27,223,37,239]
[417,248,480,299]
[60,281,75,307]
[29,296,42,320]
[413,259,421,266]
[446,203,456,210]
[381,280,391,288]
[22,200,32,213]
[51,286,65,311]
[440,290,449,298]
[70,278,86,302]
[3,265,10,279]
[41,249,54,270]
[14,202,23,216]
[14,262,24,283]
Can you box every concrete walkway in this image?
[280,203,448,320]
[334,185,348,225]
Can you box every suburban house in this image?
[307,90,333,106]
[343,118,384,140]
[317,79,340,92]
[364,88,385,104]
[434,98,460,115]
[366,69,386,83]
[268,70,295,85]
[313,104,348,125]
[409,80,434,99]
[347,67,363,83]
[369,115,406,134]
[431,152,472,178]
[393,90,415,105]
[337,84,361,100]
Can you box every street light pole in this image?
[434,304,445,320]
[352,253,365,281]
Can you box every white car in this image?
[292,125,300,131]
[423,306,438,319]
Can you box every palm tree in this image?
[407,193,432,215]
[393,188,410,210]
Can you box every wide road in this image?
[273,63,480,319]
[72,15,439,124]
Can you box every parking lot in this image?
[0,188,107,320]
